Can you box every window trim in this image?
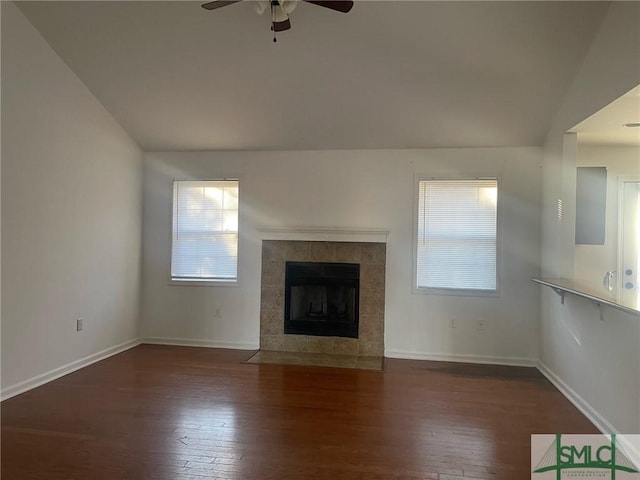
[412,175,502,297]
[168,177,241,287]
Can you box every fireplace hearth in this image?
[285,262,360,338]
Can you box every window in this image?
[171,179,239,283]
[416,178,498,293]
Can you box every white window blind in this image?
[417,179,497,292]
[171,180,239,282]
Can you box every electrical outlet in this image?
[449,318,457,329]
[476,318,486,331]
[214,308,222,318]
[76,317,83,331]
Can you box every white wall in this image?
[574,145,640,287]
[142,147,541,364]
[1,3,143,395]
[540,2,640,433]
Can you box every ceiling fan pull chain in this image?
[271,3,277,42]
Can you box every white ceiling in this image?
[17,1,611,151]
[571,84,640,147]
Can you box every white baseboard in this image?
[140,337,259,350]
[536,361,618,434]
[1,338,141,401]
[384,349,537,367]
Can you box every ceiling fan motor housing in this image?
[255,0,297,19]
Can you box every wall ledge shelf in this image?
[532,278,640,318]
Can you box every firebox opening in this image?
[284,262,360,338]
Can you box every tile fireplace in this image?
[260,240,385,356]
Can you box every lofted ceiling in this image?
[16,1,611,151]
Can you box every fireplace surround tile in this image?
[261,261,284,286]
[260,310,282,336]
[283,335,309,353]
[261,335,284,351]
[359,289,385,316]
[334,243,362,263]
[262,241,286,262]
[359,341,385,356]
[358,315,384,343]
[260,286,284,312]
[361,243,386,265]
[361,266,386,293]
[309,241,335,261]
[259,240,385,357]
[285,242,310,261]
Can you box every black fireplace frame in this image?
[284,261,360,338]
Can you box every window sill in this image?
[413,286,500,298]
[169,279,239,287]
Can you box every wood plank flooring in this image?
[1,345,597,479]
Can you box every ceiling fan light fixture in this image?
[272,5,290,23]
[201,0,354,41]
[256,0,297,16]
[254,1,268,15]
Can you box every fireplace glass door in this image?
[284,262,360,338]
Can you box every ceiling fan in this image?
[201,0,354,41]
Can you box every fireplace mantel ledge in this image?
[255,226,389,243]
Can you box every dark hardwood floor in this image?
[1,345,597,479]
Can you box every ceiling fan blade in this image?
[272,17,291,32]
[201,0,242,11]
[303,1,354,13]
